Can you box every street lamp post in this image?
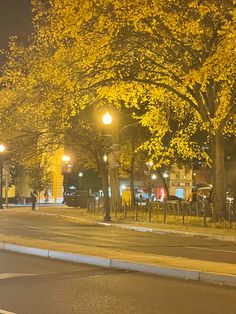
[62,154,71,203]
[145,161,154,200]
[102,112,113,221]
[0,144,6,209]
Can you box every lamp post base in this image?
[103,215,112,222]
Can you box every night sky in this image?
[0,0,32,64]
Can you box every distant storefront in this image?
[169,166,192,200]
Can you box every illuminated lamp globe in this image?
[62,155,71,162]
[0,144,5,153]
[102,112,112,125]
[151,174,157,180]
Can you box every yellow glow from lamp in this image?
[0,144,5,153]
[102,112,112,125]
[62,155,71,162]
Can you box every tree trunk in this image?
[157,170,169,199]
[110,167,121,211]
[211,130,227,221]
[130,169,135,207]
[130,156,136,207]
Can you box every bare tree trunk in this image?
[211,130,227,221]
[130,156,136,207]
[110,167,121,211]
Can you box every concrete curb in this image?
[110,259,200,281]
[3,243,49,258]
[1,241,235,287]
[48,250,110,267]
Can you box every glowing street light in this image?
[0,144,5,153]
[151,174,157,180]
[62,155,71,162]
[102,112,112,125]
[78,172,83,177]
[149,161,154,167]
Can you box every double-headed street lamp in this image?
[0,144,6,209]
[101,112,113,221]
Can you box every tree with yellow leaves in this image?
[33,0,235,219]
[1,0,235,220]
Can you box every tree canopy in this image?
[0,0,235,219]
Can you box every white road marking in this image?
[0,273,36,280]
[186,246,236,254]
[0,309,16,314]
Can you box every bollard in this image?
[135,203,138,221]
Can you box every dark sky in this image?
[0,0,32,64]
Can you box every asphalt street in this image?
[0,211,235,264]
[0,250,235,314]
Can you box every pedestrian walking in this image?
[30,189,37,211]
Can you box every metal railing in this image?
[87,198,235,229]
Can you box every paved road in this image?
[0,211,235,264]
[0,250,235,314]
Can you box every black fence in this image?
[87,198,235,229]
[65,191,89,208]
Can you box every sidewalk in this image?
[1,205,236,287]
[16,204,236,242]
